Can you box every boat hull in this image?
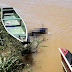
[59,48,72,72]
[1,7,27,42]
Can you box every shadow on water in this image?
[24,54,33,65]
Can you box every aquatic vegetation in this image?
[40,45,48,47]
[21,38,41,56]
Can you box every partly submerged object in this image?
[29,28,48,36]
[59,48,72,72]
[1,7,27,42]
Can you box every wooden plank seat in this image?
[3,9,14,11]
[13,34,26,38]
[2,18,21,20]
[4,13,14,16]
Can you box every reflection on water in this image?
[0,0,72,72]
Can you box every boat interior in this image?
[65,51,72,66]
[2,8,26,41]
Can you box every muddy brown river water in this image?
[0,0,72,72]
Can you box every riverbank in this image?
[0,8,41,72]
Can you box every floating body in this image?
[59,48,72,72]
[1,7,27,42]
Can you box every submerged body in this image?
[1,7,27,42]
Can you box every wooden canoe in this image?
[1,7,27,42]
